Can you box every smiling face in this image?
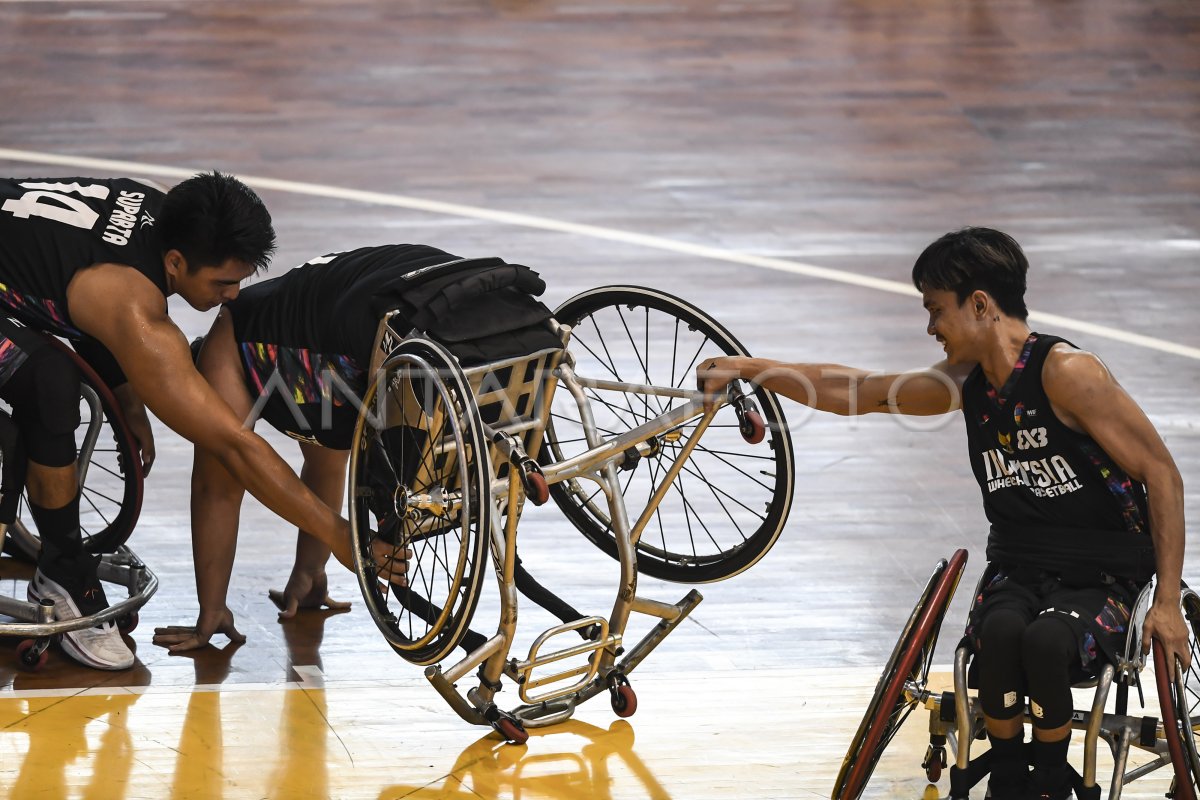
[165,251,256,311]
[922,287,985,365]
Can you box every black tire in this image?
[546,286,795,583]
[833,549,969,800]
[3,339,143,559]
[348,337,491,666]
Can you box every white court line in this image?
[2,146,1198,361]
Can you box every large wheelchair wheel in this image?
[2,339,143,560]
[833,549,969,800]
[1153,588,1200,799]
[547,286,795,584]
[348,337,491,667]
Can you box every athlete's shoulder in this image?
[1042,343,1114,401]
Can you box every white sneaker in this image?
[27,570,135,670]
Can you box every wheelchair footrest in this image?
[513,616,619,705]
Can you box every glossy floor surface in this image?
[1,1,1198,797]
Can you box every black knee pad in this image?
[977,608,1029,720]
[4,347,81,467]
[1022,616,1077,729]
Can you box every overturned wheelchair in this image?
[347,271,795,743]
[833,549,1200,800]
[0,334,156,671]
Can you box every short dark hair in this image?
[911,227,1029,320]
[158,171,276,273]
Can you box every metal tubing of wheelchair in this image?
[513,697,580,728]
[1084,664,1115,789]
[616,590,703,678]
[600,459,639,670]
[556,363,605,451]
[630,595,686,620]
[1110,724,1135,799]
[629,408,716,547]
[440,633,507,685]
[0,562,157,637]
[423,665,489,726]
[475,477,524,703]
[75,386,103,488]
[1119,738,1170,784]
[954,646,972,771]
[0,594,41,624]
[569,375,699,401]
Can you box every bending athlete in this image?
[152,244,559,652]
[0,174,406,670]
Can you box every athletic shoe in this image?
[986,756,1030,800]
[27,568,135,670]
[1030,764,1073,800]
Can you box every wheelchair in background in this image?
[833,549,1200,799]
[0,334,156,671]
[347,273,796,743]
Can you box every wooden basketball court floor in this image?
[0,1,1197,797]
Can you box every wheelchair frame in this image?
[347,285,795,742]
[834,550,1200,800]
[0,335,156,671]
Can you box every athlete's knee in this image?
[1022,616,1077,729]
[977,609,1030,721]
[30,347,82,434]
[978,607,1027,654]
[7,348,81,468]
[1021,616,1077,672]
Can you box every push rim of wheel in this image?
[1155,639,1197,800]
[1177,590,1200,778]
[4,339,143,559]
[545,286,795,584]
[833,548,969,800]
[348,338,490,666]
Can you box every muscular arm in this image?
[698,356,970,416]
[1043,346,1189,669]
[67,265,355,567]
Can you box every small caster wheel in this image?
[611,683,637,718]
[738,409,765,444]
[494,716,528,745]
[16,639,48,672]
[922,743,945,782]
[117,612,139,634]
[523,470,549,506]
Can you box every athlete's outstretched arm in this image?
[1043,346,1189,673]
[67,265,403,580]
[697,356,969,417]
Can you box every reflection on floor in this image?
[0,662,1184,799]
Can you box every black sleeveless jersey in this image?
[229,244,462,377]
[0,177,168,337]
[963,333,1151,542]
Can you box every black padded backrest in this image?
[376,257,562,366]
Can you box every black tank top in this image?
[229,244,462,368]
[963,333,1152,555]
[0,177,168,336]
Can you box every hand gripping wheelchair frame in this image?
[833,549,1200,800]
[346,280,796,743]
[0,334,156,671]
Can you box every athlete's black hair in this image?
[158,171,275,273]
[911,227,1029,320]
